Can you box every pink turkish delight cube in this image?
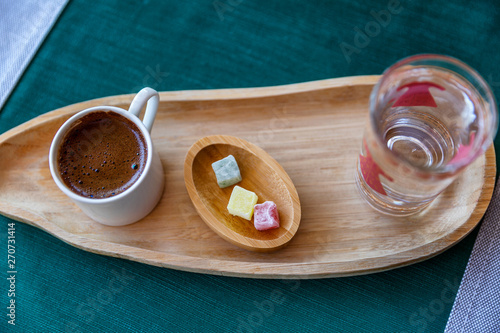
[253,201,280,231]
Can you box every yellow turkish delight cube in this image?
[227,186,258,220]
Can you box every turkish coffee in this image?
[57,111,148,199]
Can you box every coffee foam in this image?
[57,111,148,199]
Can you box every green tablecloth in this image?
[1,0,499,332]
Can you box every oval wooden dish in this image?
[184,135,301,252]
[0,76,496,279]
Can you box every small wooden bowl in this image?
[184,135,301,252]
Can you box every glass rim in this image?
[369,54,498,174]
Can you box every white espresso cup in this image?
[49,87,164,226]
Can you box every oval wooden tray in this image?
[0,76,496,279]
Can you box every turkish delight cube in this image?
[253,201,280,231]
[227,186,258,220]
[212,155,242,188]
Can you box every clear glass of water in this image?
[356,54,498,215]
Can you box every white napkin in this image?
[0,0,69,109]
[445,177,500,332]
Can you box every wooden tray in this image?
[0,76,496,279]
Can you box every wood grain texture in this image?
[0,76,496,278]
[184,135,301,252]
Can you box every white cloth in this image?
[445,177,500,332]
[0,0,69,109]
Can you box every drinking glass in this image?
[356,54,498,215]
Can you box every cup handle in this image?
[128,87,159,133]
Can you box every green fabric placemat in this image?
[1,0,499,332]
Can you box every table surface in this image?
[1,0,499,332]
